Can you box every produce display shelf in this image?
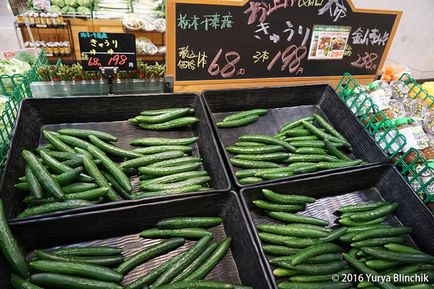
[240,164,434,289]
[336,73,434,210]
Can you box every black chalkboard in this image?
[79,32,137,71]
[174,0,399,81]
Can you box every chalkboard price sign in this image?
[167,0,401,89]
[79,32,137,71]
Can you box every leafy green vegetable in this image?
[77,5,91,14]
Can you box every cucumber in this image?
[147,156,200,168]
[14,182,30,191]
[254,167,294,177]
[256,224,328,238]
[293,164,320,174]
[349,203,398,222]
[152,280,237,289]
[42,131,74,153]
[74,147,92,157]
[125,251,187,289]
[352,227,413,241]
[61,157,84,168]
[258,232,292,245]
[338,201,387,213]
[278,260,348,274]
[10,273,43,289]
[139,162,202,176]
[62,183,98,194]
[253,200,305,212]
[26,165,43,199]
[269,253,342,266]
[267,212,328,226]
[339,216,386,227]
[130,137,199,146]
[346,224,391,233]
[384,243,422,254]
[29,260,123,282]
[320,227,348,242]
[26,188,109,204]
[40,150,91,182]
[365,260,400,270]
[318,160,363,169]
[262,189,315,204]
[273,268,297,277]
[17,200,94,219]
[263,245,301,256]
[143,176,210,192]
[290,243,341,266]
[139,108,194,116]
[34,250,123,267]
[101,171,132,200]
[157,217,222,229]
[50,246,121,256]
[302,121,346,144]
[87,145,132,193]
[82,156,121,202]
[235,152,289,162]
[223,109,268,122]
[285,136,319,142]
[294,147,328,155]
[230,158,281,169]
[261,172,293,180]
[289,268,353,283]
[286,154,340,163]
[120,151,185,169]
[283,129,311,137]
[37,149,78,161]
[361,247,433,263]
[351,236,406,248]
[235,142,265,147]
[290,140,331,148]
[279,117,314,133]
[183,237,232,281]
[139,228,212,239]
[314,114,349,144]
[139,117,199,130]
[278,281,351,289]
[0,200,29,277]
[239,135,296,152]
[324,139,351,161]
[88,135,142,159]
[133,145,193,155]
[152,236,211,286]
[283,238,322,248]
[217,115,260,128]
[116,238,185,275]
[57,129,117,142]
[29,273,122,289]
[226,145,284,154]
[239,177,263,184]
[56,134,92,150]
[22,150,64,200]
[135,186,205,199]
[141,171,207,186]
[135,108,192,124]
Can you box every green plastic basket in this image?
[0,86,25,173]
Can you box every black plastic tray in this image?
[202,84,389,188]
[239,164,434,289]
[0,192,272,289]
[0,94,230,222]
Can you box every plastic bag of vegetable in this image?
[13,51,36,66]
[77,0,93,7]
[61,6,77,13]
[51,0,65,8]
[77,6,91,14]
[50,5,62,12]
[65,0,78,8]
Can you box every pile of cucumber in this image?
[127,136,212,199]
[252,189,434,289]
[0,205,252,289]
[228,114,364,185]
[13,129,213,218]
[129,108,199,131]
[217,109,268,128]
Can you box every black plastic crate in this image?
[202,84,389,188]
[0,94,230,222]
[0,192,272,289]
[240,164,434,289]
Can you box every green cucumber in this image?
[133,145,193,155]
[88,135,142,159]
[56,134,92,150]
[23,150,64,200]
[279,117,314,133]
[235,152,289,162]
[270,253,342,266]
[29,273,122,289]
[226,145,284,154]
[283,238,322,248]
[289,268,353,283]
[314,114,349,144]
[290,243,341,265]
[61,157,84,168]
[302,121,347,144]
[139,108,194,116]
[157,217,222,229]
[116,238,185,275]
[239,177,263,184]
[135,108,192,124]
[152,236,212,286]
[153,280,237,289]
[338,201,387,213]
[42,131,74,153]
[294,147,328,155]
[262,189,315,204]
[253,167,294,177]
[384,243,422,254]
[120,151,185,169]
[261,172,293,180]
[317,160,363,170]
[278,260,348,274]
[40,150,91,182]
[230,158,281,169]
[352,227,413,241]
[234,142,265,147]
[74,147,92,157]
[283,129,312,137]
[62,182,98,194]
[37,149,78,161]
[57,128,117,142]
[223,109,268,122]
[262,245,301,256]
[183,237,232,281]
[87,145,132,193]
[239,134,296,152]
[25,165,43,199]
[50,246,121,256]
[17,200,94,218]
[258,232,292,245]
[273,268,297,277]
[290,140,335,148]
[349,203,398,222]
[139,117,199,130]
[256,224,328,238]
[139,162,202,176]
[346,224,391,233]
[139,228,212,239]
[324,139,351,161]
[26,188,109,204]
[293,164,320,174]
[320,227,348,242]
[217,115,260,128]
[29,260,123,282]
[278,281,351,289]
[285,136,319,142]
[14,182,30,191]
[134,185,204,199]
[361,247,433,263]
[351,236,406,248]
[267,212,328,226]
[0,200,29,277]
[365,260,400,270]
[101,171,132,200]
[339,216,387,227]
[10,273,43,289]
[286,154,340,163]
[82,156,121,202]
[253,200,305,212]
[130,137,199,146]
[147,156,200,168]
[141,171,207,186]
[34,250,123,266]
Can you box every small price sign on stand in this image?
[78,32,137,71]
